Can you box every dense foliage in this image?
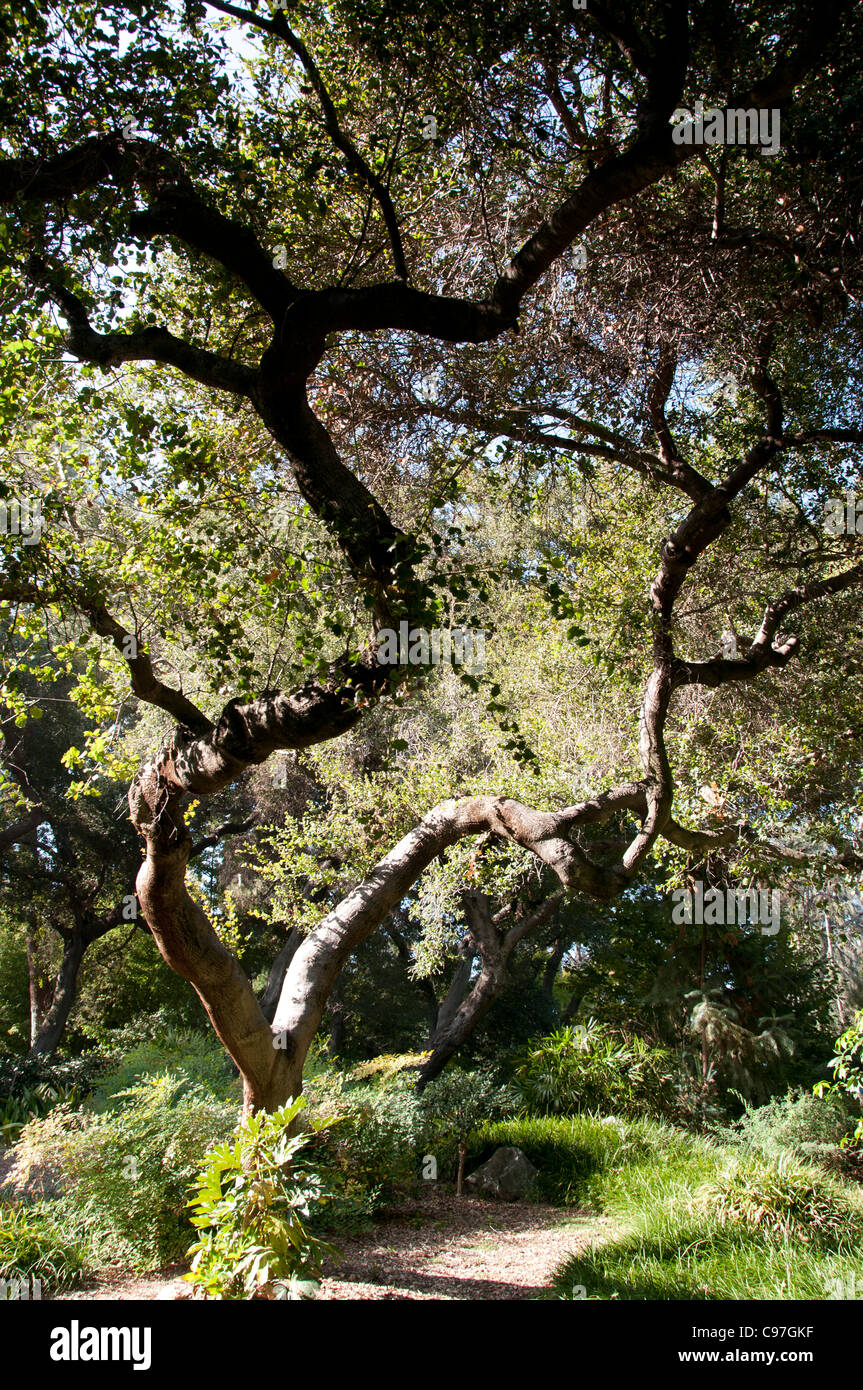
[0,0,862,1304]
[186,1098,337,1300]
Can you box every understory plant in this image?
[815,1011,863,1148]
[546,1116,863,1300]
[513,1021,678,1120]
[702,1154,863,1245]
[304,1064,427,1212]
[0,1202,87,1292]
[0,1053,102,1145]
[724,1088,859,1172]
[185,1097,339,1300]
[419,1068,518,1193]
[7,1072,236,1267]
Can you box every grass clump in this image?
[465,1113,660,1205]
[544,1114,863,1300]
[0,1202,87,1292]
[702,1154,863,1244]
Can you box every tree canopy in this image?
[1,0,862,1111]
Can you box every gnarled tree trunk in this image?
[417,890,564,1089]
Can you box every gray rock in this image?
[465,1145,537,1201]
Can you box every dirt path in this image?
[317,1189,609,1300]
[46,1189,611,1302]
[59,1267,191,1301]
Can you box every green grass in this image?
[534,1115,863,1300]
[0,1201,87,1291]
[466,1113,650,1206]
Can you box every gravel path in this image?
[317,1189,609,1300]
[58,1268,191,1301]
[40,1188,611,1302]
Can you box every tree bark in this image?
[326,979,346,1059]
[130,766,298,1112]
[562,990,586,1025]
[541,939,566,1003]
[433,936,476,1037]
[456,1140,467,1198]
[258,929,302,1023]
[28,932,86,1058]
[417,895,508,1089]
[25,921,52,1049]
[417,891,564,1089]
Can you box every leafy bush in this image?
[419,1068,518,1188]
[0,1052,111,1101]
[306,1067,427,1205]
[0,1028,236,1148]
[1,1091,64,1148]
[306,1061,519,1210]
[513,1021,678,1120]
[725,1088,858,1171]
[815,1011,863,1147]
[185,1097,338,1300]
[0,1052,109,1144]
[8,1072,236,1269]
[89,1026,238,1107]
[0,1202,86,1291]
[347,1051,432,1082]
[683,991,797,1106]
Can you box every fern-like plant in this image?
[513,1021,677,1119]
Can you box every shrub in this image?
[815,1011,863,1147]
[185,1097,338,1300]
[8,1072,237,1269]
[0,1052,111,1101]
[725,1088,858,1171]
[2,1102,90,1201]
[89,1027,238,1107]
[513,1021,678,1121]
[419,1068,518,1190]
[304,1062,518,1211]
[1,1091,55,1147]
[0,1026,236,1147]
[305,1067,427,1206]
[0,1052,108,1144]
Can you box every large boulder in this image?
[465,1145,537,1201]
